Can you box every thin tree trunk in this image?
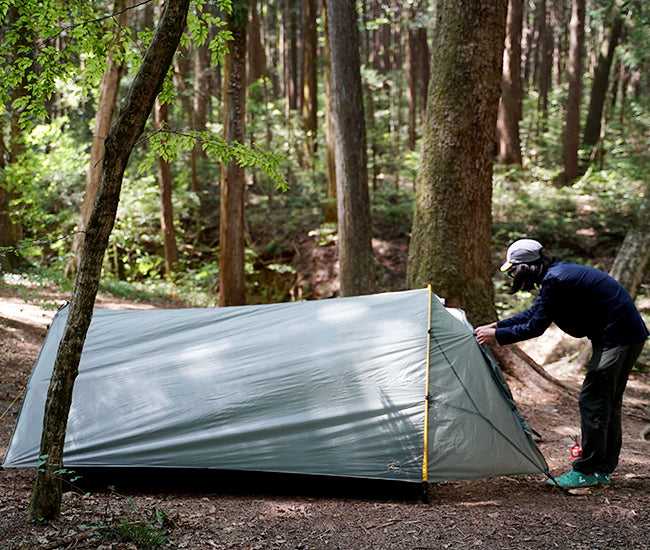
[497,0,523,165]
[532,0,550,122]
[582,11,624,149]
[407,0,507,326]
[219,0,249,307]
[322,0,337,224]
[301,0,318,168]
[360,0,378,191]
[538,5,553,127]
[65,0,129,278]
[562,0,585,184]
[326,0,375,297]
[406,6,418,151]
[247,0,266,84]
[0,134,20,272]
[287,0,298,111]
[27,0,190,522]
[188,14,221,245]
[155,99,179,275]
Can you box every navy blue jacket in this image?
[496,261,649,348]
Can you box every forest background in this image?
[0,0,649,537]
[1,0,649,318]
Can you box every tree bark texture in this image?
[322,0,337,224]
[189,32,220,243]
[407,0,507,326]
[406,6,419,151]
[562,0,585,183]
[27,0,190,521]
[497,0,523,165]
[582,11,624,148]
[609,181,650,300]
[219,0,248,307]
[247,0,266,84]
[416,26,430,126]
[537,1,552,121]
[155,99,179,275]
[301,0,318,167]
[0,131,20,271]
[0,140,20,272]
[65,0,129,278]
[326,0,376,297]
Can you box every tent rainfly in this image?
[3,288,549,484]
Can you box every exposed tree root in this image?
[490,343,577,395]
[491,343,650,422]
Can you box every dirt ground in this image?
[1,278,649,550]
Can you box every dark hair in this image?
[507,251,556,294]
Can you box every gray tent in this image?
[3,288,548,484]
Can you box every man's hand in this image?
[475,322,498,345]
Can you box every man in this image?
[476,239,648,488]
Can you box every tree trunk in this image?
[497,0,523,165]
[608,181,650,299]
[561,0,585,184]
[155,99,179,276]
[188,22,220,244]
[0,137,21,272]
[0,5,31,272]
[247,0,266,84]
[406,6,419,151]
[286,0,298,111]
[407,0,507,327]
[530,0,550,122]
[219,0,248,307]
[326,0,376,297]
[322,0,337,224]
[360,0,378,191]
[65,0,129,278]
[582,11,624,148]
[301,0,318,168]
[27,0,190,522]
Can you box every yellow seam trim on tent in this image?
[423,285,433,483]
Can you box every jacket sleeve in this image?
[495,285,554,345]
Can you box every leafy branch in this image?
[141,128,288,191]
[1,0,232,129]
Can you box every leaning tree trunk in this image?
[609,181,650,299]
[407,0,507,327]
[27,0,190,522]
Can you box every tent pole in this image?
[422,285,433,501]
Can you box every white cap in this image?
[500,239,543,272]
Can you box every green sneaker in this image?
[595,472,611,484]
[551,470,599,488]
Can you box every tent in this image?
[3,288,548,484]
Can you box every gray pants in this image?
[573,340,646,475]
